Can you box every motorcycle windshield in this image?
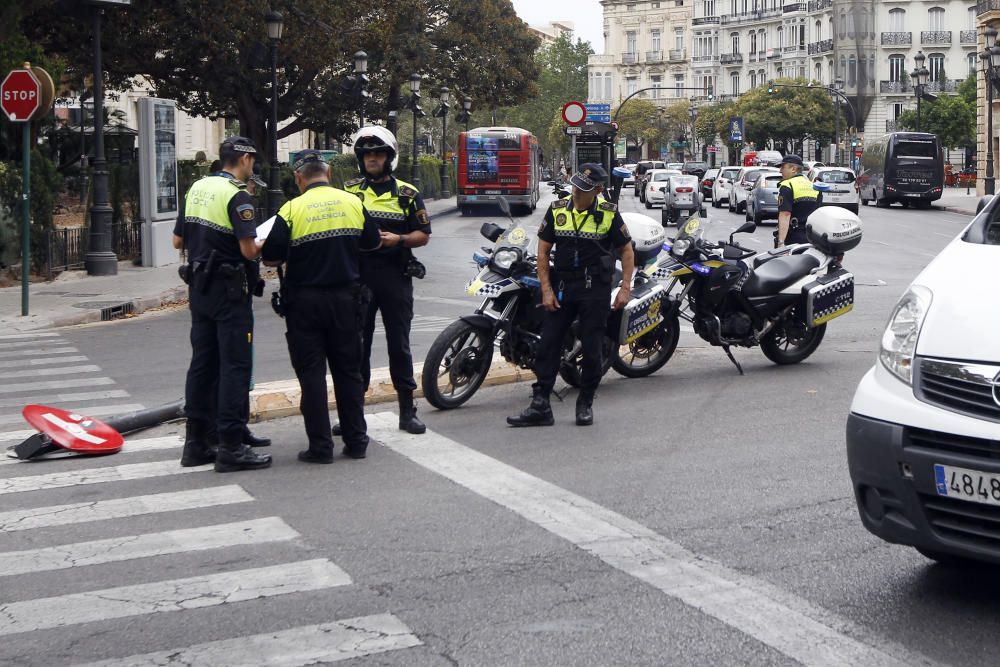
[494,221,538,256]
[674,217,706,244]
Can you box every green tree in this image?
[735,78,837,152]
[896,74,976,149]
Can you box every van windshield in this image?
[816,170,855,184]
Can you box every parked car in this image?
[729,167,778,213]
[846,196,1000,566]
[682,161,709,179]
[661,173,704,225]
[621,163,638,188]
[810,167,860,214]
[667,162,683,171]
[700,168,719,201]
[804,161,826,172]
[634,160,666,197]
[643,169,682,208]
[745,172,783,224]
[712,166,742,207]
[754,150,783,167]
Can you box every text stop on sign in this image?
[1,69,43,122]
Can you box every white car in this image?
[729,167,779,213]
[621,163,638,188]
[804,161,826,172]
[809,167,859,214]
[644,169,682,208]
[712,166,742,207]
[847,198,1000,565]
[667,162,683,171]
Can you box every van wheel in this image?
[875,197,890,208]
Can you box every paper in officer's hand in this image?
[255,216,276,248]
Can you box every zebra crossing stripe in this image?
[3,364,102,380]
[0,389,130,409]
[0,377,115,395]
[0,559,351,637]
[0,346,79,359]
[0,459,210,496]
[0,332,60,342]
[0,517,299,578]
[0,355,88,369]
[0,403,145,427]
[0,435,179,466]
[70,613,422,667]
[0,485,253,532]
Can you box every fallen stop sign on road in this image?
[1,69,42,122]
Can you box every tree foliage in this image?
[733,78,837,152]
[896,74,976,148]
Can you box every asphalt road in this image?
[1,190,996,666]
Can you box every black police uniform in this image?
[174,168,270,472]
[777,158,819,245]
[262,173,381,462]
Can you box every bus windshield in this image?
[895,140,937,159]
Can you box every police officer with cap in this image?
[333,126,431,436]
[172,136,271,473]
[507,163,635,428]
[262,150,381,463]
[775,154,819,247]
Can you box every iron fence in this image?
[45,221,143,279]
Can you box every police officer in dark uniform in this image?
[261,150,381,463]
[775,154,819,247]
[172,137,271,473]
[333,126,431,436]
[507,163,635,427]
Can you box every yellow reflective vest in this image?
[277,184,366,246]
[184,175,244,234]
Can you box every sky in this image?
[510,0,606,54]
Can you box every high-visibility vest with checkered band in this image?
[278,185,365,246]
[344,178,419,228]
[551,195,615,240]
[777,175,818,208]
[184,175,243,234]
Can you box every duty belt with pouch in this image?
[217,262,248,302]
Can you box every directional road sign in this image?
[1,69,42,122]
[589,114,611,123]
[584,103,611,113]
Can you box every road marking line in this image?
[0,339,68,350]
[1,434,178,466]
[368,412,936,667]
[0,332,60,342]
[0,403,144,427]
[0,559,351,637]
[71,613,421,667]
[0,389,130,410]
[0,485,253,532]
[0,459,210,496]
[0,376,115,395]
[2,364,102,380]
[0,517,298,578]
[0,355,88,369]
[0,346,79,359]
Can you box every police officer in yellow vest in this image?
[508,163,635,427]
[261,150,381,463]
[171,136,271,473]
[334,126,431,436]
[775,154,819,247]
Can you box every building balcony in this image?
[691,54,718,63]
[880,80,913,94]
[622,52,638,65]
[808,38,834,55]
[646,50,664,63]
[961,29,978,44]
[668,48,687,61]
[693,16,721,25]
[807,0,832,10]
[783,2,807,12]
[978,0,1000,15]
[766,49,781,59]
[749,52,758,62]
[921,31,952,45]
[721,52,744,65]
[926,79,963,93]
[719,8,782,26]
[881,32,912,46]
[715,94,740,102]
[783,44,806,55]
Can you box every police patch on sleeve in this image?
[556,213,567,225]
[416,209,430,225]
[236,204,256,222]
[620,223,631,239]
[399,185,418,198]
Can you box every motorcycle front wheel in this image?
[421,319,495,410]
[611,316,680,378]
[760,321,826,365]
[558,335,614,388]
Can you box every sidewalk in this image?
[1,197,460,333]
[936,187,981,216]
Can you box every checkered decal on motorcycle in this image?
[467,278,513,297]
[802,270,854,327]
[619,284,667,344]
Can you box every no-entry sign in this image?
[562,101,587,127]
[1,69,42,122]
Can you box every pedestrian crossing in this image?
[373,313,455,336]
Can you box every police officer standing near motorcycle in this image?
[507,163,635,427]
[172,136,271,473]
[332,126,431,436]
[261,150,381,462]
[775,154,819,247]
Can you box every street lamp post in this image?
[84,5,117,276]
[354,50,368,127]
[981,28,1000,195]
[435,86,452,199]
[265,9,284,220]
[832,77,844,166]
[407,73,424,189]
[911,51,930,132]
[457,96,472,132]
[688,103,699,160]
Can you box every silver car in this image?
[660,174,704,226]
[729,167,779,214]
[745,172,783,224]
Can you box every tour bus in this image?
[856,132,944,208]
[457,127,541,215]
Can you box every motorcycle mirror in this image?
[497,196,512,219]
[479,222,505,243]
[730,221,756,243]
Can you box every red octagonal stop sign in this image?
[1,69,42,122]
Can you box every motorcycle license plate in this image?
[935,464,1000,507]
[802,269,854,327]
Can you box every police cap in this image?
[220,136,258,156]
[291,149,326,172]
[570,163,608,192]
[779,154,804,167]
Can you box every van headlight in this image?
[879,286,932,385]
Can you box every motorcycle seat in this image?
[743,254,821,296]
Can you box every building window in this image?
[704,0,716,16]
[652,2,661,7]
[814,62,822,82]
[675,27,684,51]
[627,31,637,54]
[777,26,783,48]
[848,56,856,87]
[604,73,613,100]
[888,54,905,83]
[730,72,740,95]
[750,32,757,53]
[651,75,662,97]
[928,7,945,32]
[969,52,978,76]
[969,6,977,30]
[759,29,766,52]
[731,32,740,53]
[887,9,904,33]
[652,30,662,52]
[799,25,805,47]
[928,53,945,82]
[892,103,904,119]
[838,11,847,39]
[627,77,638,96]
[750,71,757,88]
[815,20,821,41]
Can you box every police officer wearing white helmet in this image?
[331,126,432,436]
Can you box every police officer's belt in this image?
[556,265,602,280]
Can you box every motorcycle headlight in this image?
[671,238,691,258]
[879,286,932,385]
[491,248,519,274]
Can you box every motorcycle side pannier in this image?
[805,207,862,255]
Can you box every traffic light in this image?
[767,80,775,94]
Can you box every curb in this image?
[50,285,188,328]
[941,206,975,216]
[249,360,535,422]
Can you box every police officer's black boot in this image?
[575,390,595,427]
[242,425,271,447]
[180,419,217,467]
[398,391,426,434]
[331,421,342,437]
[506,386,554,427]
[215,433,272,473]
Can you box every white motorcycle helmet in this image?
[351,125,399,178]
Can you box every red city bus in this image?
[457,127,541,215]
